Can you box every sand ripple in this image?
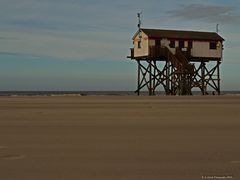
[1,154,25,160]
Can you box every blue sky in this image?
[0,0,240,91]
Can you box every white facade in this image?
[133,31,149,57]
[133,31,223,59]
[191,41,222,58]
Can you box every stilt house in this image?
[129,28,224,95]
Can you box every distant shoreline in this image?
[0,91,240,97]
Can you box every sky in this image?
[0,0,240,91]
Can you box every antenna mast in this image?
[137,12,142,30]
[216,24,219,33]
[137,12,143,41]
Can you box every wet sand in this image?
[0,96,239,180]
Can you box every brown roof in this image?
[134,28,224,41]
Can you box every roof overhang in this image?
[132,28,225,42]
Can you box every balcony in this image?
[128,46,191,60]
[149,46,168,59]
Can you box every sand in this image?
[0,95,239,180]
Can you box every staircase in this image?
[166,47,194,75]
[165,47,194,95]
[139,46,195,95]
[148,46,194,74]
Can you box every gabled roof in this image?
[133,28,224,41]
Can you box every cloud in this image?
[0,0,135,32]
[1,1,238,62]
[0,51,35,57]
[167,4,240,24]
[0,36,19,40]
[0,0,137,60]
[0,29,130,60]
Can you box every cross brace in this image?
[136,60,221,96]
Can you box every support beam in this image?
[217,61,221,95]
[149,60,152,96]
[134,59,221,96]
[137,60,140,96]
[192,60,221,95]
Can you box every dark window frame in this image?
[138,40,141,49]
[188,41,193,49]
[179,40,185,49]
[155,39,161,47]
[209,42,217,50]
[169,40,175,48]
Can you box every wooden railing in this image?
[176,48,189,65]
[175,48,194,74]
[180,47,191,59]
[149,46,168,58]
[164,47,194,74]
[166,48,183,72]
[129,46,194,74]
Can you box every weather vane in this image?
[137,11,142,29]
[216,24,219,33]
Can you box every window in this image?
[179,40,185,48]
[155,39,161,47]
[138,40,141,49]
[210,42,217,49]
[169,40,175,48]
[188,41,193,49]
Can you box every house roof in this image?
[133,28,224,41]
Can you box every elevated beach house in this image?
[129,28,224,95]
[131,28,224,60]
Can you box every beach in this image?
[0,95,239,180]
